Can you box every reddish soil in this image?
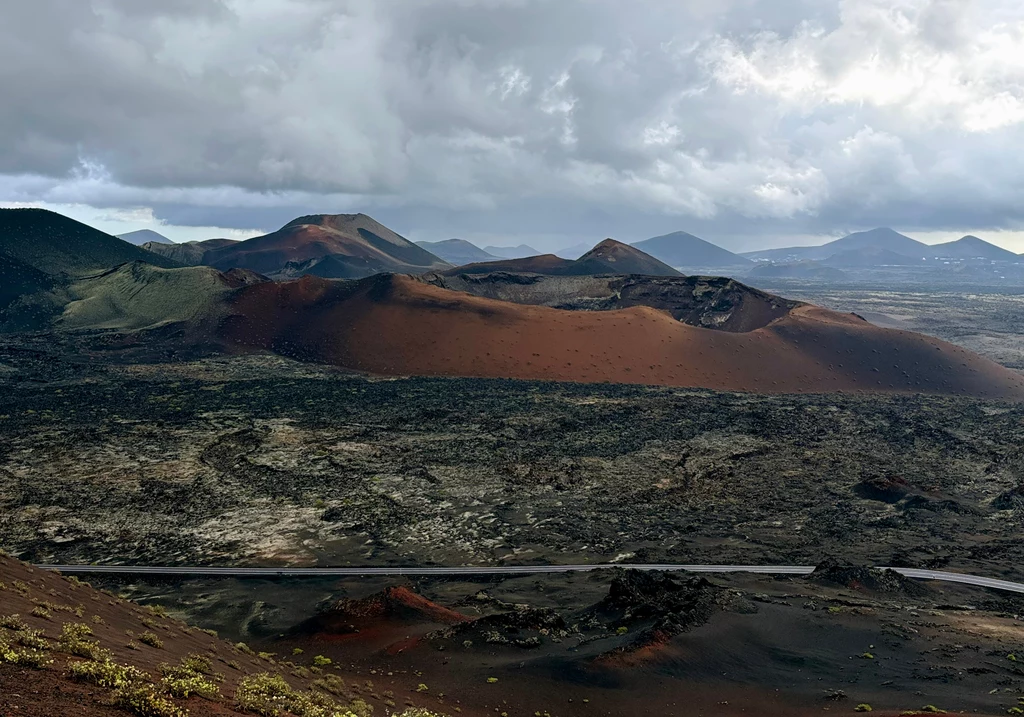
[0,555,470,717]
[292,587,472,655]
[205,214,447,276]
[220,273,1024,399]
[325,587,471,626]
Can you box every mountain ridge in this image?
[448,239,681,277]
[203,213,450,278]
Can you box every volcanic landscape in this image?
[4,208,1024,717]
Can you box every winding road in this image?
[32,563,1024,595]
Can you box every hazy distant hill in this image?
[204,213,450,278]
[744,228,1019,267]
[552,242,594,260]
[632,231,752,268]
[483,244,541,259]
[118,229,173,246]
[416,239,497,265]
[928,235,1019,261]
[744,228,928,262]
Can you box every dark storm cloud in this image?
[2,0,1024,246]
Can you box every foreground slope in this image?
[204,213,450,278]
[219,273,1024,398]
[0,553,451,717]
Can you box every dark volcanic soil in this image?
[77,567,1024,717]
[4,331,1024,716]
[1,338,1024,582]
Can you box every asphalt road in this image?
[32,563,1024,594]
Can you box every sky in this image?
[3,0,1024,252]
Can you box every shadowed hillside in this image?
[0,209,179,276]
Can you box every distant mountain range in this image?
[743,228,1020,265]
[430,227,1022,275]
[118,229,173,246]
[5,205,1023,308]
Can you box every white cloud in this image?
[1,0,1024,248]
[706,0,1024,132]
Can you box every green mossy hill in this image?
[60,262,237,331]
[0,208,180,277]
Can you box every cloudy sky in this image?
[3,0,1024,252]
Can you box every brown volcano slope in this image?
[219,274,1024,398]
[0,554,452,717]
[572,238,681,276]
[204,213,450,279]
[448,239,681,277]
